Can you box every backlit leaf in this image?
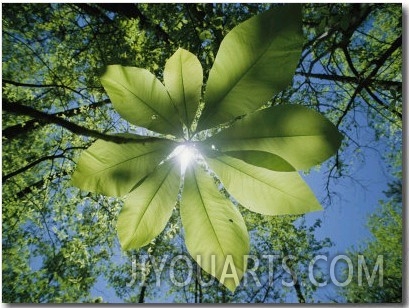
[164,48,203,129]
[117,159,181,250]
[181,162,249,292]
[218,150,295,172]
[205,105,343,170]
[197,4,303,131]
[72,134,175,196]
[101,65,183,136]
[205,154,322,215]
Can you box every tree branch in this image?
[3,154,65,183]
[2,78,98,97]
[344,34,402,120]
[95,3,171,43]
[3,100,162,144]
[72,3,113,23]
[367,35,402,80]
[2,147,86,183]
[296,71,401,90]
[3,99,110,139]
[302,34,401,130]
[335,86,360,128]
[341,45,402,121]
[363,87,402,123]
[14,170,69,199]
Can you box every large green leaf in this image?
[164,48,203,129]
[205,154,322,216]
[205,105,343,170]
[100,65,183,136]
[71,134,174,196]
[117,159,180,250]
[197,4,304,131]
[181,163,249,292]
[222,150,295,172]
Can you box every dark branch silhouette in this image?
[3,99,110,139]
[2,147,86,183]
[296,71,401,91]
[3,100,162,144]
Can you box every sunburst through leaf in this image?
[72,4,343,292]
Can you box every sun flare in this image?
[173,144,195,174]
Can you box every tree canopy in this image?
[2,3,402,303]
[338,179,402,303]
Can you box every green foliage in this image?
[100,66,183,136]
[71,4,341,291]
[2,3,401,303]
[339,180,402,302]
[71,135,175,196]
[204,105,343,170]
[204,154,322,216]
[181,162,250,292]
[117,159,180,249]
[164,48,203,129]
[198,5,304,130]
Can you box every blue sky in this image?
[301,109,397,301]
